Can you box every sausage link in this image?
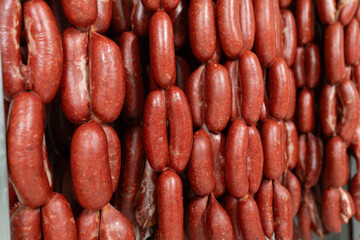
[0,0,24,100]
[141,0,159,11]
[292,47,305,88]
[131,0,151,37]
[305,43,321,89]
[320,84,338,137]
[298,196,312,240]
[345,18,360,65]
[239,0,255,51]
[304,133,322,191]
[206,194,236,240]
[61,0,97,29]
[338,187,355,224]
[90,31,125,123]
[282,10,297,67]
[255,179,274,239]
[185,196,208,239]
[316,0,336,25]
[60,27,91,124]
[119,32,145,123]
[295,134,307,181]
[217,0,242,58]
[188,0,216,63]
[71,120,113,210]
[338,0,359,26]
[322,187,342,233]
[41,193,76,240]
[296,0,314,46]
[284,120,299,170]
[24,0,63,103]
[224,195,243,240]
[238,194,266,240]
[90,0,112,33]
[247,126,264,196]
[76,209,100,240]
[111,0,131,34]
[253,0,276,67]
[225,60,241,122]
[225,119,249,198]
[149,10,176,89]
[7,92,51,208]
[279,0,291,9]
[274,0,283,58]
[285,170,301,216]
[350,173,360,221]
[210,131,226,197]
[100,203,136,240]
[324,22,346,85]
[157,169,184,240]
[297,89,315,133]
[11,205,41,240]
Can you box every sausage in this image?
[157,169,184,240]
[188,0,216,63]
[292,47,305,88]
[247,126,264,196]
[42,192,76,240]
[119,32,145,123]
[255,179,274,239]
[279,0,291,9]
[141,0,159,12]
[210,131,227,197]
[273,0,283,58]
[60,27,91,124]
[11,205,41,240]
[0,0,24,101]
[225,119,249,198]
[161,0,181,12]
[239,50,264,125]
[115,125,144,225]
[90,0,112,33]
[297,89,315,133]
[253,0,276,67]
[295,133,307,181]
[149,10,176,89]
[262,118,283,179]
[338,0,359,26]
[89,31,125,123]
[131,0,151,37]
[285,170,301,216]
[188,129,216,196]
[337,78,360,143]
[238,194,266,240]
[135,160,158,230]
[322,187,342,233]
[24,0,63,103]
[100,203,136,240]
[204,63,232,133]
[170,0,188,50]
[206,194,236,240]
[185,196,208,239]
[298,197,312,240]
[111,0,131,34]
[282,10,297,67]
[305,43,321,89]
[217,0,242,58]
[166,86,193,172]
[102,124,121,192]
[143,90,168,171]
[345,18,360,65]
[304,133,322,191]
[61,0,97,29]
[7,92,51,208]
[225,60,241,122]
[239,0,255,51]
[224,195,243,240]
[175,56,190,92]
[273,179,293,240]
[338,187,355,224]
[296,0,314,46]
[284,120,299,170]
[326,136,349,188]
[71,120,113,210]
[350,173,360,221]
[76,209,100,240]
[320,84,338,137]
[315,0,336,25]
[324,22,346,85]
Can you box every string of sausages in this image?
[4,0,360,239]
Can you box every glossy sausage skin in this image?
[274,180,293,240]
[210,132,227,197]
[119,32,145,123]
[255,179,274,239]
[262,119,283,179]
[7,92,51,208]
[345,18,360,65]
[292,47,305,88]
[161,0,181,12]
[322,188,342,233]
[206,194,236,240]
[268,58,290,120]
[188,129,215,196]
[149,10,176,89]
[238,194,266,240]
[60,27,91,124]
[224,195,243,239]
[284,120,298,170]
[188,0,216,63]
[285,170,301,216]
[157,170,184,240]
[296,0,314,46]
[324,23,346,85]
[240,0,255,51]
[304,133,322,191]
[217,0,242,58]
[185,196,208,239]
[282,10,297,67]
[24,0,63,103]
[42,193,76,240]
[100,203,136,240]
[90,0,112,33]
[253,0,276,67]
[320,84,338,137]
[247,126,264,195]
[90,31,125,123]
[71,120,113,210]
[350,173,360,221]
[297,89,314,133]
[11,205,41,240]
[225,119,249,198]
[305,43,321,88]
[61,0,97,29]
[326,137,349,188]
[76,209,100,240]
[111,0,131,34]
[284,69,296,120]
[0,0,24,101]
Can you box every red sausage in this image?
[247,126,264,195]
[157,170,184,240]
[255,179,274,239]
[41,193,76,240]
[296,0,314,46]
[7,92,51,208]
[91,0,112,33]
[11,205,41,240]
[305,43,321,88]
[239,0,255,51]
[285,170,301,216]
[322,188,342,233]
[170,0,188,50]
[111,0,131,34]
[61,0,97,29]
[345,18,360,65]
[210,131,227,197]
[304,133,322,191]
[282,10,297,67]
[76,209,100,240]
[224,195,243,239]
[71,120,113,210]
[320,84,338,137]
[297,89,315,133]
[185,196,208,239]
